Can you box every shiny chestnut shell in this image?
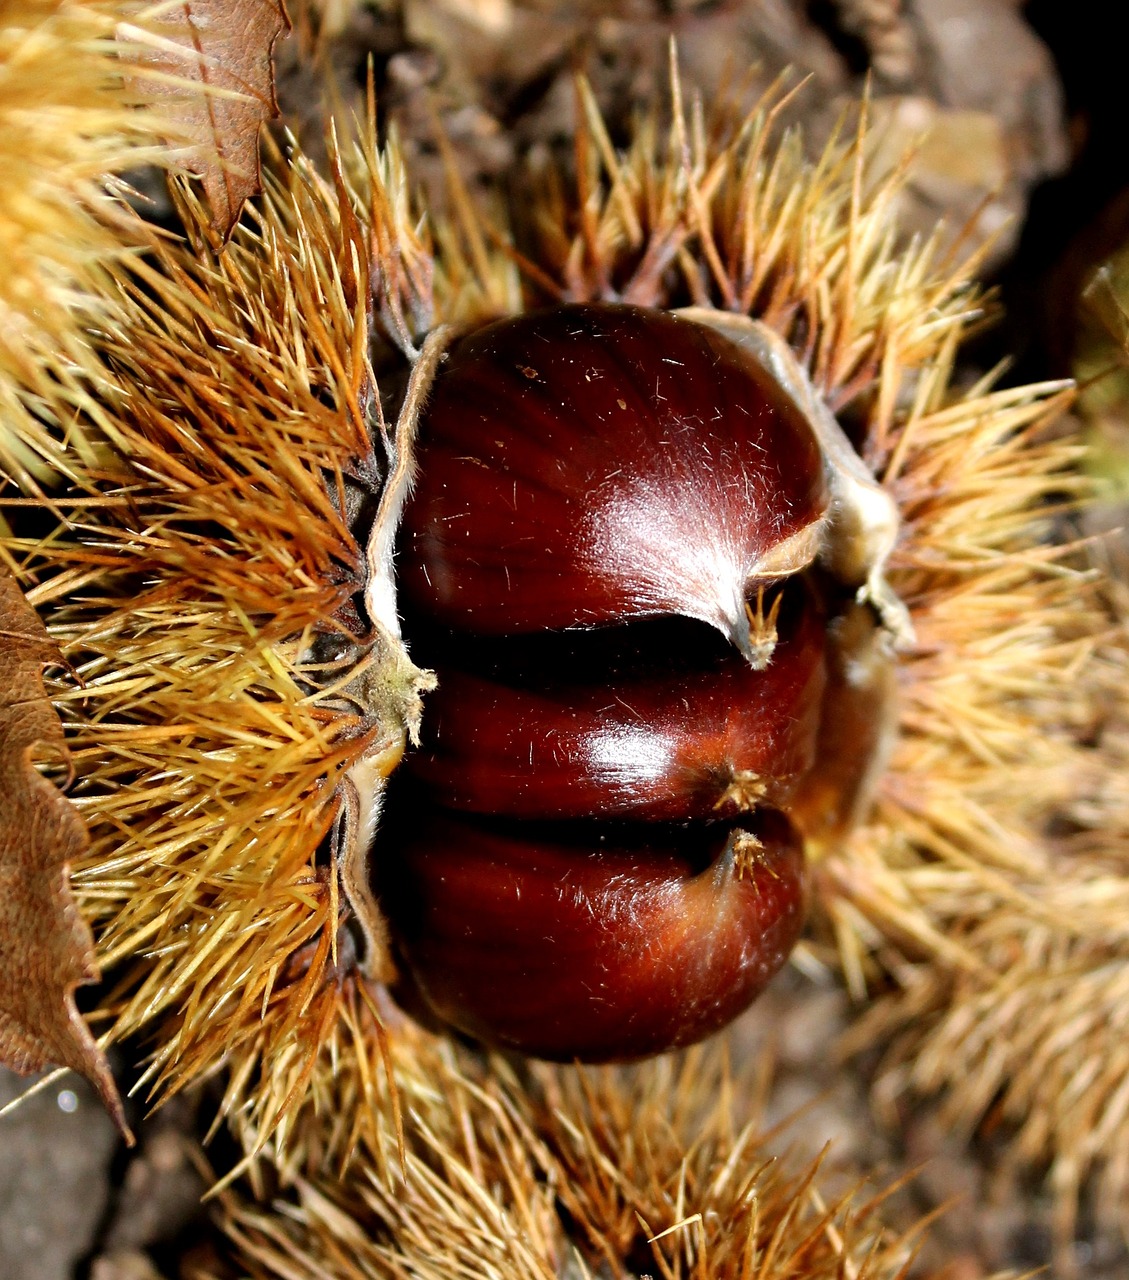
[398,304,828,659]
[376,805,806,1062]
[377,303,855,1062]
[404,589,827,822]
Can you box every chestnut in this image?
[375,805,806,1062]
[371,303,901,1062]
[397,304,829,665]
[404,587,827,822]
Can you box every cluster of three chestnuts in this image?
[368,303,902,1061]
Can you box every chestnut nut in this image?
[371,304,902,1062]
[397,304,830,664]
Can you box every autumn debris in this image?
[121,0,291,239]
[0,569,124,1131]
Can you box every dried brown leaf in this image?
[133,0,291,239]
[0,568,124,1132]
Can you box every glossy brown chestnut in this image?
[398,304,829,663]
[376,805,806,1062]
[371,303,888,1063]
[405,590,827,822]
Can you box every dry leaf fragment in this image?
[0,569,125,1133]
[132,0,291,239]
